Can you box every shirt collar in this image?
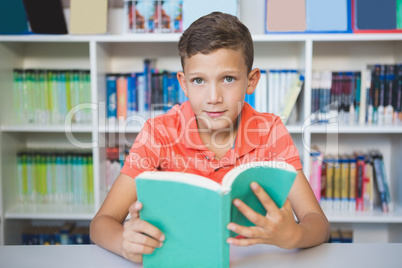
[234,102,261,157]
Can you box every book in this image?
[182,0,238,30]
[116,75,128,120]
[69,0,108,34]
[106,74,117,120]
[266,0,306,32]
[309,151,323,202]
[278,72,304,124]
[354,0,398,31]
[0,0,29,34]
[135,161,297,268]
[22,0,68,34]
[306,0,349,32]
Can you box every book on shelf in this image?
[266,0,352,34]
[135,161,297,268]
[105,64,304,126]
[124,0,183,34]
[22,222,90,245]
[106,146,129,192]
[22,0,68,34]
[13,69,91,125]
[311,148,392,213]
[69,0,108,34]
[311,64,402,126]
[0,0,29,34]
[105,59,187,122]
[266,69,303,124]
[309,150,323,202]
[352,0,402,33]
[16,151,94,205]
[329,229,353,243]
[182,0,238,31]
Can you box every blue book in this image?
[0,0,29,34]
[182,0,238,30]
[127,73,138,115]
[306,0,350,32]
[356,0,397,30]
[162,72,170,111]
[143,59,155,112]
[106,74,117,119]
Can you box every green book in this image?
[135,161,297,268]
[398,0,402,29]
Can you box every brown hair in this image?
[178,12,254,73]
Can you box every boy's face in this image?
[177,48,260,133]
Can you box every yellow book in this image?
[70,0,108,34]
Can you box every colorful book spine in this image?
[12,68,91,124]
[340,156,349,211]
[127,73,138,117]
[363,155,374,211]
[352,0,402,33]
[348,157,357,211]
[333,157,341,211]
[309,151,323,202]
[325,155,335,211]
[372,153,389,212]
[355,154,366,211]
[16,151,93,205]
[106,74,117,120]
[116,75,128,120]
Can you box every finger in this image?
[227,223,262,239]
[129,201,143,218]
[130,219,165,242]
[233,198,267,227]
[282,199,293,212]
[124,252,143,263]
[123,231,163,249]
[123,240,156,255]
[250,182,279,216]
[226,236,262,247]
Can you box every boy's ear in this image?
[177,71,189,97]
[246,68,261,95]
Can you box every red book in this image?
[116,75,128,120]
[355,153,366,211]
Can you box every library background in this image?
[0,0,402,246]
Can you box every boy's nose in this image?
[206,84,223,104]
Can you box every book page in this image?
[136,171,222,192]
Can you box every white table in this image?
[1,243,401,267]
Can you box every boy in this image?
[90,12,330,263]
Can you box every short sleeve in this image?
[266,116,303,170]
[120,120,162,178]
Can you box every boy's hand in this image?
[226,182,300,249]
[122,201,165,263]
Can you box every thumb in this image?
[129,201,143,218]
[282,199,292,211]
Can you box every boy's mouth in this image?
[205,111,226,118]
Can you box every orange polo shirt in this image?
[121,101,302,184]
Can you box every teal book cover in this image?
[135,161,297,268]
[0,0,29,34]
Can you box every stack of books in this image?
[16,151,94,205]
[13,69,91,125]
[309,149,393,213]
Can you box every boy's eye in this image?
[223,76,235,83]
[192,78,204,85]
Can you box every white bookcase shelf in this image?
[4,203,94,220]
[1,7,402,245]
[1,124,93,133]
[326,209,402,224]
